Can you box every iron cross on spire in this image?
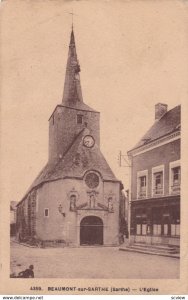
[67,9,78,29]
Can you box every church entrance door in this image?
[80,216,103,245]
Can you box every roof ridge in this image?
[159,104,181,120]
[128,104,181,152]
[61,128,85,159]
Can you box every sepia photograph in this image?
[1,0,188,295]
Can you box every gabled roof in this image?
[62,102,98,112]
[49,103,98,122]
[18,129,118,204]
[129,105,181,152]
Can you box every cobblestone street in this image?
[10,241,179,278]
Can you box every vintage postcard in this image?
[0,0,188,296]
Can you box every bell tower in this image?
[48,28,100,163]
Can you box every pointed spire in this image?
[70,27,75,45]
[62,28,83,106]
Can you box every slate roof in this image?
[62,28,85,107]
[63,102,98,112]
[49,103,98,121]
[19,129,118,204]
[129,105,181,152]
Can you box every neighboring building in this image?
[16,28,122,247]
[10,201,18,236]
[128,103,180,246]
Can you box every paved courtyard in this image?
[10,241,179,279]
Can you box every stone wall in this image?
[16,190,37,241]
[35,175,120,246]
[49,106,100,162]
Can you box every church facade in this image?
[16,29,121,247]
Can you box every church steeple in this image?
[49,28,100,163]
[62,28,83,106]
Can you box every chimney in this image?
[155,103,168,120]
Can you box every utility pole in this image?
[118,151,132,244]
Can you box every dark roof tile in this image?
[19,129,118,204]
[130,105,181,151]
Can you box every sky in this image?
[1,0,188,203]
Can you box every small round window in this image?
[85,172,99,189]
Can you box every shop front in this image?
[130,196,180,246]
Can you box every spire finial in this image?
[62,15,83,105]
[67,9,77,30]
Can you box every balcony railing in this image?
[171,184,180,194]
[153,187,163,196]
[137,185,180,199]
[138,191,147,199]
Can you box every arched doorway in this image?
[80,216,103,245]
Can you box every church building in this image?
[16,28,121,247]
